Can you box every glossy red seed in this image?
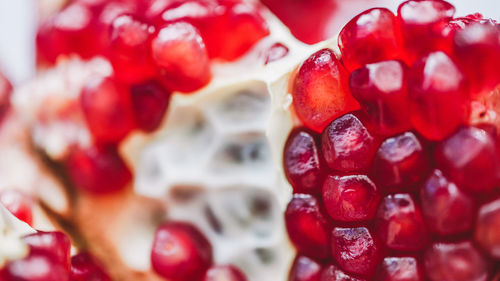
[152,22,211,93]
[331,227,382,277]
[109,14,156,83]
[70,252,111,281]
[371,132,429,192]
[130,80,171,132]
[0,71,12,120]
[423,241,489,281]
[23,231,71,268]
[475,198,500,258]
[349,60,411,136]
[151,222,213,281]
[321,113,377,172]
[80,76,135,143]
[454,23,500,96]
[292,49,359,132]
[374,257,423,281]
[0,190,33,226]
[339,8,402,72]
[397,0,456,63]
[408,51,470,140]
[285,194,331,259]
[374,194,429,251]
[65,145,132,194]
[420,169,475,235]
[3,253,69,281]
[264,42,289,64]
[320,264,366,281]
[322,174,380,222]
[283,129,324,194]
[435,126,500,194]
[204,265,247,281]
[288,255,322,281]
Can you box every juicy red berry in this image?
[151,222,213,281]
[0,71,12,120]
[475,198,500,258]
[203,265,247,281]
[283,129,324,194]
[292,49,359,132]
[454,23,500,97]
[320,264,366,281]
[322,174,380,222]
[80,76,136,143]
[420,169,475,236]
[331,227,382,277]
[374,194,429,251]
[408,51,470,140]
[264,42,289,65]
[109,14,155,83]
[371,132,429,192]
[397,0,456,63]
[321,113,377,172]
[130,80,171,132]
[288,255,322,281]
[339,8,402,72]
[70,252,111,281]
[374,257,423,281]
[349,60,411,136]
[285,194,331,259]
[435,126,500,194]
[65,145,132,194]
[151,22,211,93]
[0,190,33,226]
[423,241,489,281]
[23,231,71,268]
[3,253,70,281]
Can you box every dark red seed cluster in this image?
[151,221,247,281]
[285,1,500,280]
[0,231,110,281]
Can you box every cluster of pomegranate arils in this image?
[36,0,274,195]
[284,0,500,280]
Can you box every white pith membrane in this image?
[0,204,34,267]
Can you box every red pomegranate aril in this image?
[371,132,429,192]
[264,42,289,65]
[475,198,500,258]
[374,194,429,251]
[130,80,171,132]
[288,255,322,281]
[435,126,500,194]
[151,222,213,281]
[109,14,156,83]
[397,0,456,63]
[423,241,490,281]
[0,71,12,120]
[283,129,324,194]
[285,194,331,259]
[203,265,247,281]
[374,257,423,281]
[331,227,382,277]
[321,113,377,172]
[152,22,211,93]
[339,8,402,72]
[0,190,33,226]
[408,51,470,140]
[292,49,359,132]
[320,264,366,281]
[65,145,132,194]
[322,174,380,222]
[3,253,69,281]
[80,76,136,143]
[23,231,71,268]
[453,23,500,96]
[70,252,111,281]
[420,169,475,236]
[349,60,411,136]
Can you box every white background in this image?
[0,0,498,84]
